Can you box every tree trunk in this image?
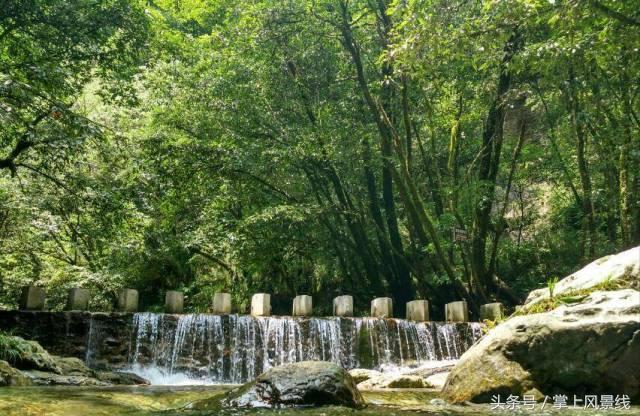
[470,31,521,299]
[568,66,596,259]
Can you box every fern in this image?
[0,330,29,365]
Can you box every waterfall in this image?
[116,313,483,384]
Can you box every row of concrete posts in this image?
[18,286,504,321]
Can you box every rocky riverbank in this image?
[0,335,148,387]
[443,246,640,403]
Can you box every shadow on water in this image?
[0,386,638,416]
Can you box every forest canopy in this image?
[1,0,638,317]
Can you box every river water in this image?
[1,386,638,416]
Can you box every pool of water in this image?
[0,386,637,416]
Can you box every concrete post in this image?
[251,293,271,317]
[117,289,139,312]
[480,302,503,321]
[371,297,393,318]
[406,300,429,321]
[19,286,46,311]
[65,288,90,311]
[165,291,184,314]
[445,300,468,322]
[212,292,232,314]
[333,295,353,317]
[292,295,312,317]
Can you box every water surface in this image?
[1,386,637,416]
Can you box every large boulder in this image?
[442,289,640,403]
[218,361,365,408]
[523,246,639,311]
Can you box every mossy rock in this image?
[0,335,62,374]
[0,360,32,387]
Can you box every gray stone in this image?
[212,292,232,314]
[479,302,503,321]
[117,289,138,312]
[22,370,112,386]
[65,288,90,311]
[292,295,312,317]
[442,289,640,403]
[94,371,149,385]
[445,301,468,322]
[54,356,94,377]
[251,293,271,317]
[19,286,45,311]
[333,295,353,317]
[165,290,184,314]
[406,300,429,321]
[371,297,393,318]
[523,245,639,311]
[219,361,365,408]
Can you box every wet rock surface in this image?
[212,361,365,408]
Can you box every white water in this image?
[86,313,483,385]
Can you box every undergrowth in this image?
[0,330,32,365]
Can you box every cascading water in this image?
[112,313,483,384]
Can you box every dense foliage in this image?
[1,0,638,317]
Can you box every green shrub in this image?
[0,331,29,365]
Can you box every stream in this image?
[1,386,638,416]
